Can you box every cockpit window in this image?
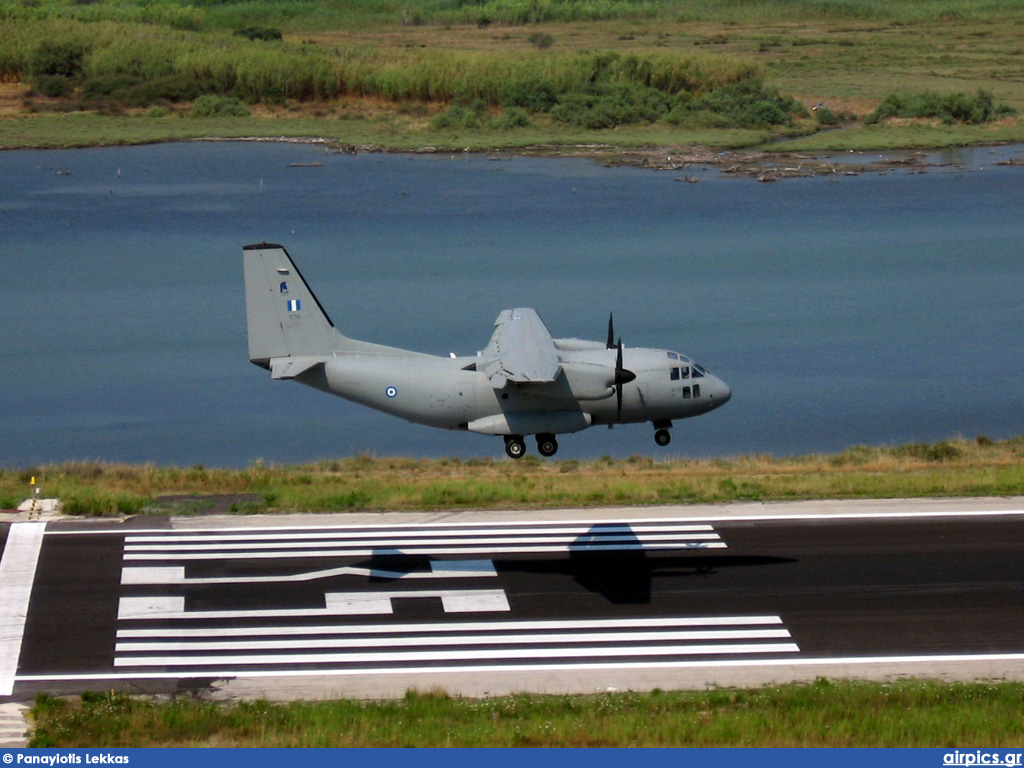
[670,367,680,381]
[668,352,678,360]
[692,364,706,378]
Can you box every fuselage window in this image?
[682,386,691,399]
[693,384,701,398]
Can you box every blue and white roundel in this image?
[385,386,398,398]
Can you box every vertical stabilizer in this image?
[243,243,339,366]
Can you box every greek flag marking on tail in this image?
[287,299,301,312]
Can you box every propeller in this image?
[613,334,636,420]
[607,313,616,350]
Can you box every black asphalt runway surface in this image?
[2,504,1023,699]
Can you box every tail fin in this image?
[243,243,340,367]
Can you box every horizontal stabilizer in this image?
[270,357,325,380]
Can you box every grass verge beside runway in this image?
[2,435,1023,516]
[28,679,1024,747]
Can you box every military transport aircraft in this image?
[244,243,731,458]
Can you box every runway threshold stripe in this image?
[116,615,785,638]
[113,642,801,668]
[123,533,720,552]
[116,628,794,653]
[123,524,716,543]
[122,542,727,560]
[0,523,46,697]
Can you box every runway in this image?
[2,498,1024,700]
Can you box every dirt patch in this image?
[145,494,265,516]
[0,83,26,116]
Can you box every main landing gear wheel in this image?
[504,435,527,459]
[654,429,672,447]
[537,434,559,457]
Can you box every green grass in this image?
[4,436,1024,516]
[29,679,1024,747]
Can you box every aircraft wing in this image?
[481,308,562,387]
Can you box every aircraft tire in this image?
[505,436,527,459]
[654,429,672,447]
[537,435,558,457]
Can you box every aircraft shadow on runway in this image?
[355,524,796,606]
[497,551,797,604]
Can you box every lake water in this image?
[1,141,1023,468]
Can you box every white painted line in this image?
[122,532,721,552]
[117,589,511,620]
[116,615,785,638]
[113,642,800,668]
[43,508,1024,538]
[121,524,717,543]
[116,628,794,653]
[20,650,1024,683]
[123,542,727,560]
[118,596,185,619]
[0,523,45,696]
[120,560,497,585]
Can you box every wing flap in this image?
[481,308,561,387]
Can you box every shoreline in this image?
[8,128,1024,179]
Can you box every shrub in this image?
[866,89,1017,125]
[29,39,88,80]
[430,100,488,130]
[527,32,555,49]
[234,27,283,42]
[190,94,251,117]
[491,107,532,129]
[503,79,559,112]
[549,82,675,128]
[32,75,75,98]
[667,79,807,128]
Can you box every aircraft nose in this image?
[711,376,731,407]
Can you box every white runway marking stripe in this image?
[123,533,722,551]
[112,615,798,671]
[124,523,717,543]
[120,521,726,560]
[114,643,800,668]
[0,523,46,697]
[121,559,498,585]
[124,543,727,560]
[116,614,786,638]
[116,628,794,653]
[118,589,512,620]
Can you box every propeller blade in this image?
[614,337,636,420]
[607,313,615,350]
[615,338,637,386]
